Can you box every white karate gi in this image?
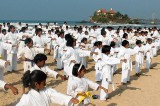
[93,48,102,81]
[17,46,44,72]
[0,42,12,61]
[5,32,19,71]
[67,76,99,105]
[30,64,58,79]
[32,35,48,48]
[134,45,144,73]
[97,35,109,45]
[0,80,6,90]
[118,47,133,83]
[110,47,119,74]
[75,33,83,43]
[61,47,80,76]
[55,37,66,69]
[0,59,8,80]
[76,48,91,68]
[144,43,154,70]
[89,29,98,44]
[18,32,32,51]
[99,54,120,100]
[16,88,72,106]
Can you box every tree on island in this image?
[90,9,131,24]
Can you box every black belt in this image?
[20,39,25,41]
[25,59,34,67]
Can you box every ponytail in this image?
[72,64,85,77]
[22,70,47,89]
[22,70,31,88]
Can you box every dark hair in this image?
[136,40,142,45]
[101,30,106,35]
[34,53,47,64]
[102,45,111,53]
[60,31,64,35]
[36,28,42,35]
[2,29,6,33]
[110,41,116,47]
[94,41,98,47]
[122,40,129,47]
[66,37,74,47]
[65,34,72,41]
[8,25,15,32]
[78,28,82,32]
[97,41,102,46]
[147,38,152,42]
[20,27,26,32]
[55,30,60,35]
[25,38,33,45]
[122,33,128,39]
[81,38,87,43]
[22,70,47,88]
[85,31,88,35]
[72,64,85,77]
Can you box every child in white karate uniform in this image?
[144,38,154,70]
[93,41,103,82]
[118,40,134,84]
[18,38,46,72]
[134,40,144,76]
[67,64,108,106]
[110,41,120,74]
[99,45,125,100]
[17,70,79,106]
[30,54,65,80]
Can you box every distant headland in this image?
[89,8,132,24]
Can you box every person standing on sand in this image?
[17,70,79,106]
[5,25,19,72]
[118,40,134,85]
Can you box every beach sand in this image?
[0,50,160,106]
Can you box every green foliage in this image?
[91,11,131,24]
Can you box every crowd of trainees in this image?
[0,23,160,106]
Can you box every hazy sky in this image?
[0,0,160,21]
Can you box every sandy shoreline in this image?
[0,50,160,106]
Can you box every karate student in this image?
[67,64,108,106]
[75,27,83,44]
[97,30,109,45]
[32,28,46,48]
[45,30,55,55]
[5,25,19,72]
[118,40,134,85]
[30,53,64,80]
[92,41,103,82]
[17,38,47,72]
[99,45,125,100]
[79,38,92,68]
[62,35,93,77]
[0,80,18,95]
[17,70,79,106]
[110,41,119,74]
[18,27,30,51]
[144,38,154,70]
[55,31,66,70]
[61,36,80,77]
[22,53,65,94]
[134,40,144,76]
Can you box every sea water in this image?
[0,20,160,29]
